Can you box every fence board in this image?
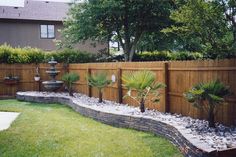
[0,59,235,125]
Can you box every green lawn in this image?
[0,99,183,157]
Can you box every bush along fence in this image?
[0,59,235,125]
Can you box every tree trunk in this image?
[107,38,110,56]
[233,27,236,43]
[208,106,215,128]
[118,41,120,51]
[128,46,135,62]
[69,89,73,97]
[128,32,142,61]
[68,83,73,97]
[124,50,129,61]
[140,98,145,113]
[98,89,103,103]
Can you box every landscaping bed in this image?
[17,91,236,157]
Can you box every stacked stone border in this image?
[16,93,236,157]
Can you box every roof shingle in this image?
[0,0,70,21]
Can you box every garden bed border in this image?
[16,92,236,157]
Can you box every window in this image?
[40,25,55,39]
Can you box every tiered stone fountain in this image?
[42,57,63,91]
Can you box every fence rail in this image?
[0,59,235,125]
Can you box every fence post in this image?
[162,62,169,113]
[87,67,92,97]
[117,68,122,103]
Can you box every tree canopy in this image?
[62,0,174,61]
[163,0,236,59]
[62,0,236,61]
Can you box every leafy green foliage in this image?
[122,71,165,112]
[63,0,174,61]
[45,49,96,63]
[134,51,172,61]
[184,80,231,127]
[0,45,95,64]
[0,44,44,64]
[62,73,80,96]
[133,51,203,61]
[87,72,112,89]
[171,51,203,60]
[163,0,236,59]
[87,72,112,103]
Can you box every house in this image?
[0,0,107,53]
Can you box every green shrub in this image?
[87,72,112,103]
[134,51,172,61]
[171,52,203,60]
[25,48,45,63]
[51,49,96,63]
[184,80,231,128]
[42,49,96,63]
[62,72,80,96]
[0,45,45,64]
[122,71,165,112]
[0,45,96,64]
[133,51,203,61]
[0,45,11,63]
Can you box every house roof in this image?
[0,0,70,21]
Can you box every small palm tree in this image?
[184,80,231,128]
[87,72,112,103]
[122,71,165,113]
[62,72,80,96]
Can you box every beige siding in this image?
[0,20,107,53]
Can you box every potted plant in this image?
[122,71,165,112]
[87,72,112,103]
[34,73,40,81]
[4,74,20,85]
[34,66,40,81]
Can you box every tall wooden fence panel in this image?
[69,62,165,112]
[0,59,235,125]
[0,63,66,97]
[168,59,236,125]
[69,59,236,125]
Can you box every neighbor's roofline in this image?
[0,18,64,23]
[0,1,70,21]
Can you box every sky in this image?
[0,0,79,7]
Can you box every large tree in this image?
[62,0,173,61]
[216,0,236,42]
[163,0,236,58]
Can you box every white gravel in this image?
[18,91,236,151]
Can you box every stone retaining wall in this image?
[16,93,236,157]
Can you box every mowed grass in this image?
[0,99,183,157]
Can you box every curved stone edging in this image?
[16,93,233,157]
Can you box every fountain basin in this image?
[42,81,63,91]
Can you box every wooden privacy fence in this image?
[0,63,67,97]
[0,59,235,125]
[69,59,236,125]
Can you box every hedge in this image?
[0,45,96,64]
[97,51,204,62]
[0,45,208,64]
[132,51,203,61]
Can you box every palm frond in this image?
[122,70,165,103]
[87,72,112,89]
